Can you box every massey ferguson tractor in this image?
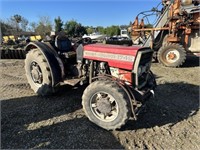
[24,32,156,130]
[129,0,200,67]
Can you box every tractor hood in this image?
[83,44,143,70]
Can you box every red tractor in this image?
[24,33,156,130]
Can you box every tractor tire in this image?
[148,70,157,90]
[25,49,54,96]
[82,80,131,130]
[157,43,186,67]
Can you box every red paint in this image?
[84,44,141,55]
[83,44,141,70]
[118,69,132,83]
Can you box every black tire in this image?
[12,49,17,59]
[13,50,18,59]
[18,50,24,59]
[82,80,131,130]
[20,50,26,59]
[1,50,5,59]
[16,50,21,59]
[6,50,11,59]
[9,50,14,59]
[25,49,54,95]
[157,43,186,67]
[0,50,3,59]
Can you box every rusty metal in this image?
[133,27,169,32]
[166,34,180,42]
[184,27,192,48]
[130,0,200,50]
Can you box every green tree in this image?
[64,19,86,37]
[75,24,86,36]
[54,16,63,32]
[13,14,22,23]
[29,22,37,32]
[20,17,29,31]
[7,15,28,33]
[35,16,52,37]
[64,20,77,36]
[0,20,15,35]
[11,14,22,32]
[120,25,129,30]
[106,25,120,36]
[96,26,105,34]
[86,27,93,34]
[144,24,153,28]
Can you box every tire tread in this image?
[158,43,186,67]
[82,80,130,130]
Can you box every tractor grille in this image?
[139,51,153,66]
[138,73,148,87]
[136,50,153,89]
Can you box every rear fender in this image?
[25,42,64,86]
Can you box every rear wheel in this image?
[25,49,54,95]
[158,43,186,67]
[82,80,131,130]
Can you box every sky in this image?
[0,0,161,27]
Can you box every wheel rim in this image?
[30,61,43,85]
[90,91,119,122]
[164,49,180,64]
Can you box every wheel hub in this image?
[96,97,112,115]
[168,52,176,60]
[30,62,42,84]
[165,49,180,63]
[90,92,119,122]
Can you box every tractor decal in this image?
[84,51,135,62]
[83,50,135,70]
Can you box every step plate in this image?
[63,78,81,86]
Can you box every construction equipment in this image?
[0,35,27,59]
[129,0,200,67]
[24,32,156,130]
[29,35,42,41]
[0,33,43,59]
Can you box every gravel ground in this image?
[0,57,199,149]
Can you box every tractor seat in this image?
[55,34,72,53]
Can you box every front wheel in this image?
[157,43,186,67]
[25,49,54,95]
[147,71,157,90]
[82,80,131,130]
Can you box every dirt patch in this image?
[1,57,199,149]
